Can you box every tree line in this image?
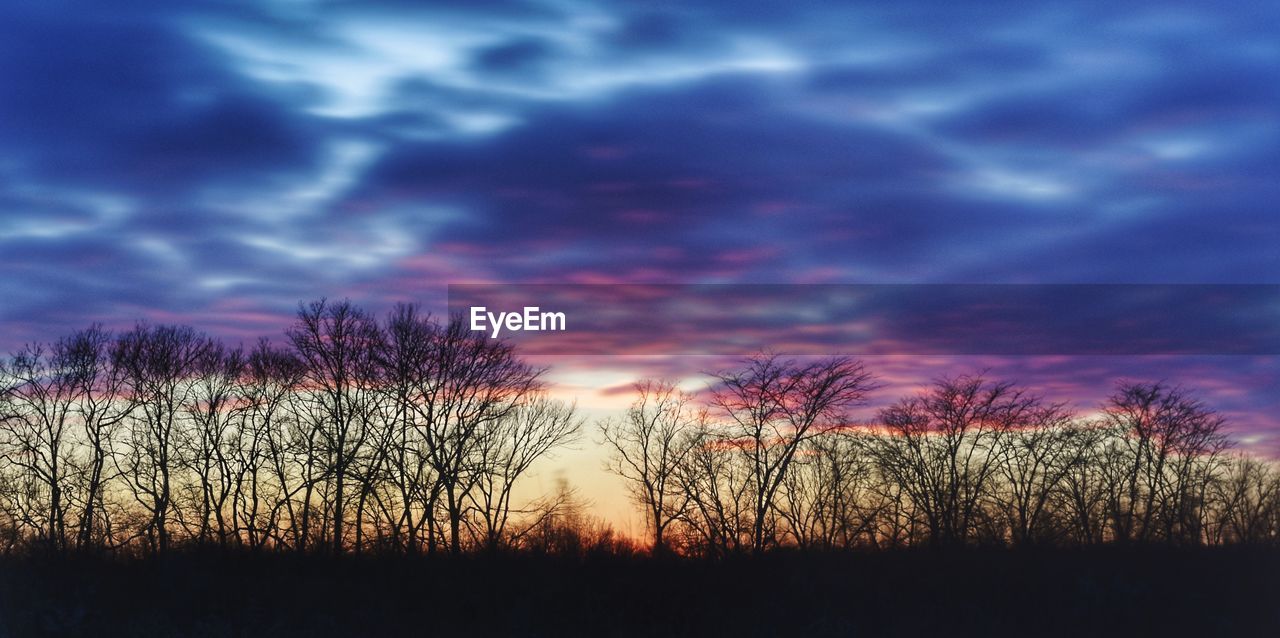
[0,300,581,556]
[2,300,1277,557]
[601,356,1279,554]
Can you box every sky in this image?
[2,1,1278,528]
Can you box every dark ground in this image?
[0,546,1276,637]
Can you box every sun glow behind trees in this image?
[0,304,1276,556]
[602,362,1277,554]
[0,300,583,555]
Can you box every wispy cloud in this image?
[1,0,1276,447]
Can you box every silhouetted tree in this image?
[0,342,80,551]
[402,316,542,555]
[114,324,214,553]
[777,429,877,549]
[233,339,305,550]
[673,415,754,556]
[64,326,136,551]
[1103,382,1231,544]
[376,303,437,553]
[1,311,1274,559]
[287,299,385,553]
[599,380,699,554]
[991,404,1090,545]
[469,395,581,551]
[1057,420,1111,545]
[1209,453,1279,545]
[181,341,244,547]
[707,354,876,553]
[870,375,1040,546]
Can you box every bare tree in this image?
[287,299,385,553]
[114,324,214,553]
[991,404,1089,546]
[63,326,136,551]
[707,354,876,553]
[232,339,304,550]
[778,430,878,549]
[1209,453,1279,545]
[599,380,699,554]
[180,342,245,547]
[1057,421,1111,545]
[376,304,436,553]
[469,395,581,551]
[399,315,543,555]
[870,375,1040,546]
[0,342,80,551]
[1103,382,1231,544]
[672,416,754,557]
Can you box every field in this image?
[1,547,1276,637]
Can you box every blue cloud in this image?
[0,0,1277,441]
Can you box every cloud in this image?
[0,0,1277,450]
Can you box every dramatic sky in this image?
[2,1,1278,526]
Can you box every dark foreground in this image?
[0,547,1276,637]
